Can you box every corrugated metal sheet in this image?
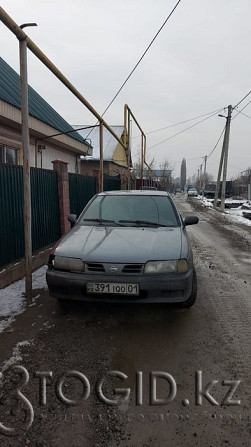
[31,168,61,251]
[0,165,24,267]
[0,164,61,268]
[0,57,90,147]
[103,173,121,191]
[69,173,97,217]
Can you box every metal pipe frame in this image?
[0,6,127,151]
[124,104,147,188]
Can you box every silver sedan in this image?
[46,190,199,307]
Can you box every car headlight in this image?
[54,256,85,272]
[144,260,188,274]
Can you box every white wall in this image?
[0,123,78,173]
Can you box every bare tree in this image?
[132,156,156,184]
[204,172,214,184]
[180,158,186,191]
[145,157,156,183]
[158,159,172,190]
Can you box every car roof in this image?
[98,190,170,197]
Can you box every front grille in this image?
[122,264,144,274]
[85,263,144,274]
[86,263,105,272]
[161,290,183,298]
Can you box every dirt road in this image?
[0,195,250,446]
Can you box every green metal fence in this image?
[0,165,61,268]
[103,173,121,191]
[69,173,97,217]
[0,165,24,267]
[31,168,61,252]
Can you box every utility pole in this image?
[202,155,207,199]
[19,23,37,301]
[220,105,232,211]
[213,105,232,209]
[199,164,203,192]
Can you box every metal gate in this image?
[31,167,61,252]
[69,173,96,217]
[103,173,121,191]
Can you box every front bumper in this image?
[46,268,193,304]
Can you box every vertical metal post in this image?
[140,134,144,188]
[127,110,131,190]
[99,121,103,192]
[123,104,128,147]
[19,37,32,299]
[248,183,251,200]
[220,105,232,212]
[202,155,207,198]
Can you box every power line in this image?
[234,90,251,109]
[84,0,183,140]
[101,0,183,117]
[210,156,245,172]
[147,109,223,151]
[175,130,226,175]
[132,108,223,137]
[236,110,251,119]
[232,99,251,120]
[207,125,226,158]
[189,103,249,176]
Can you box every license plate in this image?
[87,282,139,295]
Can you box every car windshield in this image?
[79,195,179,227]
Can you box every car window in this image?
[79,195,179,227]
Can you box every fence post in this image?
[52,160,70,235]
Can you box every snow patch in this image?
[0,266,47,334]
[226,209,251,227]
[198,197,251,226]
[0,340,33,374]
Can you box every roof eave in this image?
[0,100,92,155]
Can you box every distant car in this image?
[46,190,199,307]
[187,188,198,197]
[175,187,182,193]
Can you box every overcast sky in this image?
[1,0,251,180]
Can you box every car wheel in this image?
[181,268,197,308]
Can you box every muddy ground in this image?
[0,195,250,446]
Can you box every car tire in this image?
[181,268,197,308]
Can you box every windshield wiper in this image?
[118,220,167,227]
[82,218,122,226]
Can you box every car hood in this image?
[55,225,183,263]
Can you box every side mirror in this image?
[184,216,199,226]
[68,214,77,226]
